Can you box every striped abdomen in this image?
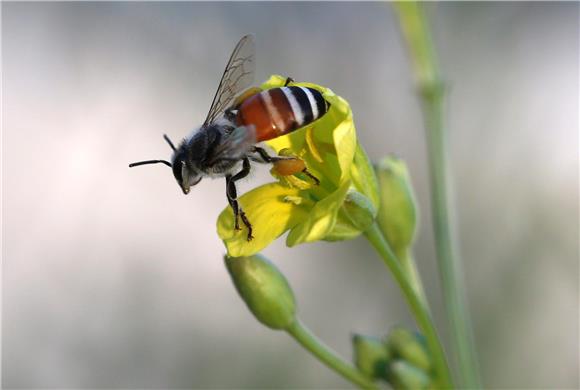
[236,86,329,142]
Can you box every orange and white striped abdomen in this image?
[236,86,329,142]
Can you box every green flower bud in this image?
[342,190,377,231]
[225,254,296,330]
[387,360,431,390]
[375,156,418,257]
[325,189,377,241]
[387,327,432,372]
[352,334,391,380]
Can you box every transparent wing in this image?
[207,126,257,165]
[204,35,255,126]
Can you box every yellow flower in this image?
[217,75,379,257]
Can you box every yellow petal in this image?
[286,180,352,246]
[217,183,309,257]
[350,142,380,210]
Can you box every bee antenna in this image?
[163,134,176,151]
[129,160,172,168]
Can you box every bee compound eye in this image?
[172,162,183,183]
[179,161,188,182]
[191,176,202,186]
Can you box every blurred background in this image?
[2,2,578,388]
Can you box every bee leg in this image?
[226,158,254,241]
[252,146,280,163]
[253,147,320,185]
[253,146,301,164]
[225,175,241,230]
[239,211,253,242]
[301,168,321,186]
[284,77,294,86]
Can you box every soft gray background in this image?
[2,2,578,389]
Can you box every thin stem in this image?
[398,250,427,303]
[393,2,481,388]
[424,81,482,389]
[364,223,453,388]
[286,320,378,390]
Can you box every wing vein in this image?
[203,35,255,126]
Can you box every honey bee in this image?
[129,35,329,241]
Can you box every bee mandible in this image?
[129,35,329,241]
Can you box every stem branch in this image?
[286,320,378,390]
[364,223,452,388]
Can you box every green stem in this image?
[286,320,378,390]
[364,223,452,388]
[398,250,427,304]
[393,2,481,388]
[423,81,482,389]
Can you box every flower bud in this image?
[342,190,377,231]
[375,156,418,257]
[387,360,431,390]
[225,254,296,330]
[326,189,377,241]
[387,327,431,372]
[352,334,391,380]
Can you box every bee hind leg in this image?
[252,146,283,163]
[252,146,320,186]
[301,168,320,186]
[284,77,294,86]
[225,158,254,241]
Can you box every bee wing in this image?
[204,35,255,126]
[207,125,257,165]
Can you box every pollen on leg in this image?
[273,158,306,176]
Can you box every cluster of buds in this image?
[353,327,433,389]
[225,253,434,389]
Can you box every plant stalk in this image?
[286,320,378,390]
[393,2,481,387]
[364,223,453,388]
[398,250,427,303]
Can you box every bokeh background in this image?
[2,2,578,388]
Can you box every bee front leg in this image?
[225,158,254,241]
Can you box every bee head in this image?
[171,148,201,195]
[129,134,201,195]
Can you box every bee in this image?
[129,35,329,241]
